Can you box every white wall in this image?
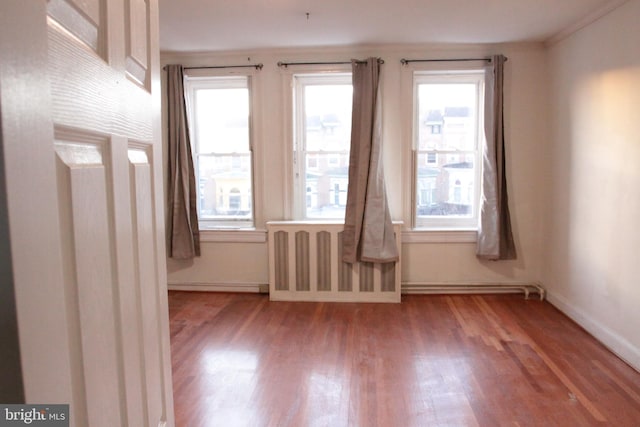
[162,43,548,291]
[545,0,640,370]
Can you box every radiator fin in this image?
[381,262,396,292]
[338,231,352,292]
[317,231,331,291]
[295,231,310,291]
[360,262,374,292]
[274,231,288,290]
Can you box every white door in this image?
[0,1,174,426]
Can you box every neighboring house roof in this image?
[443,161,473,169]
[306,114,342,131]
[325,166,349,177]
[444,106,470,117]
[306,115,323,131]
[425,110,443,124]
[425,107,470,125]
[321,113,341,128]
[417,167,439,178]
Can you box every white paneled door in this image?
[0,1,174,426]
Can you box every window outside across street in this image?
[413,71,484,230]
[184,75,254,229]
[294,73,352,220]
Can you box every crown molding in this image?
[545,0,630,47]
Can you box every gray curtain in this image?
[342,58,399,264]
[477,55,516,260]
[166,64,200,259]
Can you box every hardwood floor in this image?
[169,292,640,426]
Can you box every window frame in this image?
[183,72,257,230]
[411,69,486,231]
[291,71,353,221]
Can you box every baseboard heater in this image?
[402,281,546,300]
[267,221,402,303]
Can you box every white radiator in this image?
[267,221,402,303]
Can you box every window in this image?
[413,71,484,229]
[184,75,254,228]
[426,152,437,164]
[307,155,318,170]
[293,73,352,219]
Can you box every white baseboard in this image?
[546,291,640,373]
[167,282,267,293]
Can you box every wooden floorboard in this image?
[168,292,640,426]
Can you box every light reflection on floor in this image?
[198,348,259,426]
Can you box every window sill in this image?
[266,220,404,226]
[402,229,477,243]
[199,228,267,243]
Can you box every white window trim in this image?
[285,68,352,221]
[183,67,264,231]
[410,69,485,231]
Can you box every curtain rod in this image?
[277,58,384,68]
[163,63,264,71]
[400,57,507,65]
[184,63,263,70]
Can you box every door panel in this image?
[125,0,150,87]
[129,149,165,424]
[47,0,102,54]
[55,140,123,426]
[112,139,148,427]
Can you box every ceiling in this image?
[158,0,623,53]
